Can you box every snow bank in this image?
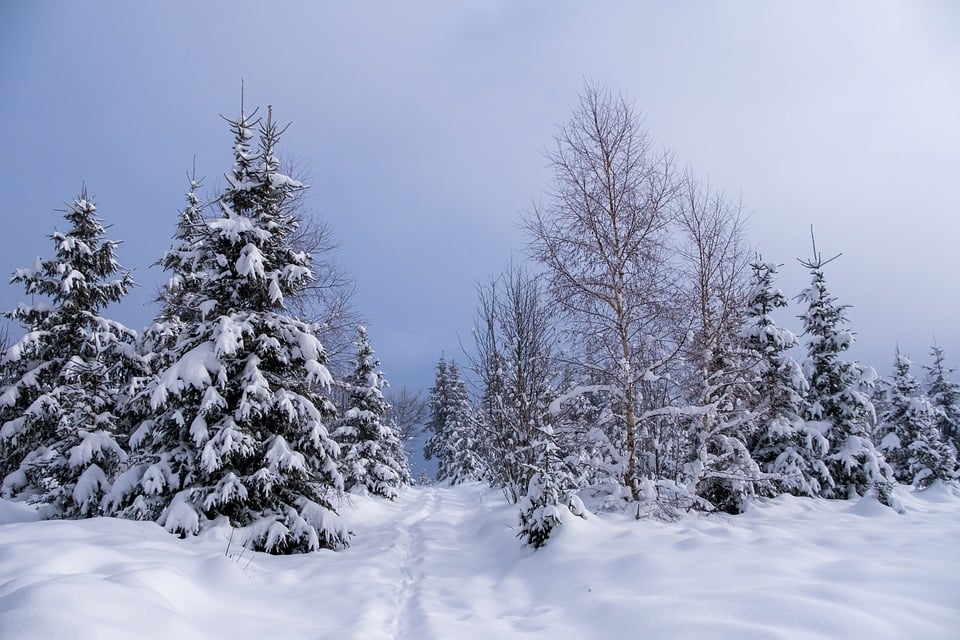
[0,483,958,639]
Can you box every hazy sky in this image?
[2,1,959,394]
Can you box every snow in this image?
[1,483,958,639]
[235,243,266,279]
[208,212,256,243]
[68,431,127,468]
[150,342,219,410]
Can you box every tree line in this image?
[1,87,957,555]
[423,85,959,548]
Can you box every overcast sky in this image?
[2,1,959,394]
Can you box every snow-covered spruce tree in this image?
[156,170,207,327]
[0,190,137,518]
[743,260,829,497]
[424,356,484,483]
[797,241,894,504]
[517,422,582,548]
[875,349,956,487]
[333,325,410,499]
[115,105,347,553]
[108,174,211,518]
[127,172,210,413]
[684,341,764,514]
[924,345,960,461]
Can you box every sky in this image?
[1,1,959,396]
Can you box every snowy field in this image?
[1,483,958,640]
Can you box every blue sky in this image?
[2,1,959,394]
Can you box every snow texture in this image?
[0,482,958,639]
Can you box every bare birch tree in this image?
[673,175,759,511]
[385,386,427,444]
[472,262,559,502]
[523,84,679,500]
[288,204,360,369]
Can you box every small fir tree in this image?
[687,339,764,514]
[108,175,211,518]
[550,366,623,492]
[797,239,894,504]
[156,169,207,326]
[743,260,829,497]
[0,190,137,518]
[876,349,956,487]
[517,421,581,548]
[924,345,960,462]
[334,325,410,499]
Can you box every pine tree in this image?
[0,190,137,518]
[334,325,410,499]
[743,260,829,497]
[108,175,211,518]
[924,345,960,462]
[686,336,764,514]
[798,242,894,504]
[876,349,956,487]
[517,423,581,548]
[113,105,347,553]
[156,169,207,326]
[424,356,484,483]
[122,173,210,443]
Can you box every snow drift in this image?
[1,483,958,639]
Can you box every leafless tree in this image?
[472,262,559,502]
[674,174,752,381]
[672,175,759,510]
[523,83,681,500]
[288,212,360,368]
[260,155,362,372]
[385,385,427,444]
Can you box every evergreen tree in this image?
[743,260,829,497]
[924,345,960,461]
[876,349,956,487]
[0,190,137,518]
[424,356,484,483]
[122,173,210,442]
[517,422,581,548]
[686,335,764,514]
[109,175,212,518]
[334,325,410,499]
[798,244,894,504]
[113,105,347,553]
[156,170,207,326]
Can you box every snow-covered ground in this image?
[1,483,958,639]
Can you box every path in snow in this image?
[327,485,534,639]
[390,486,435,639]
